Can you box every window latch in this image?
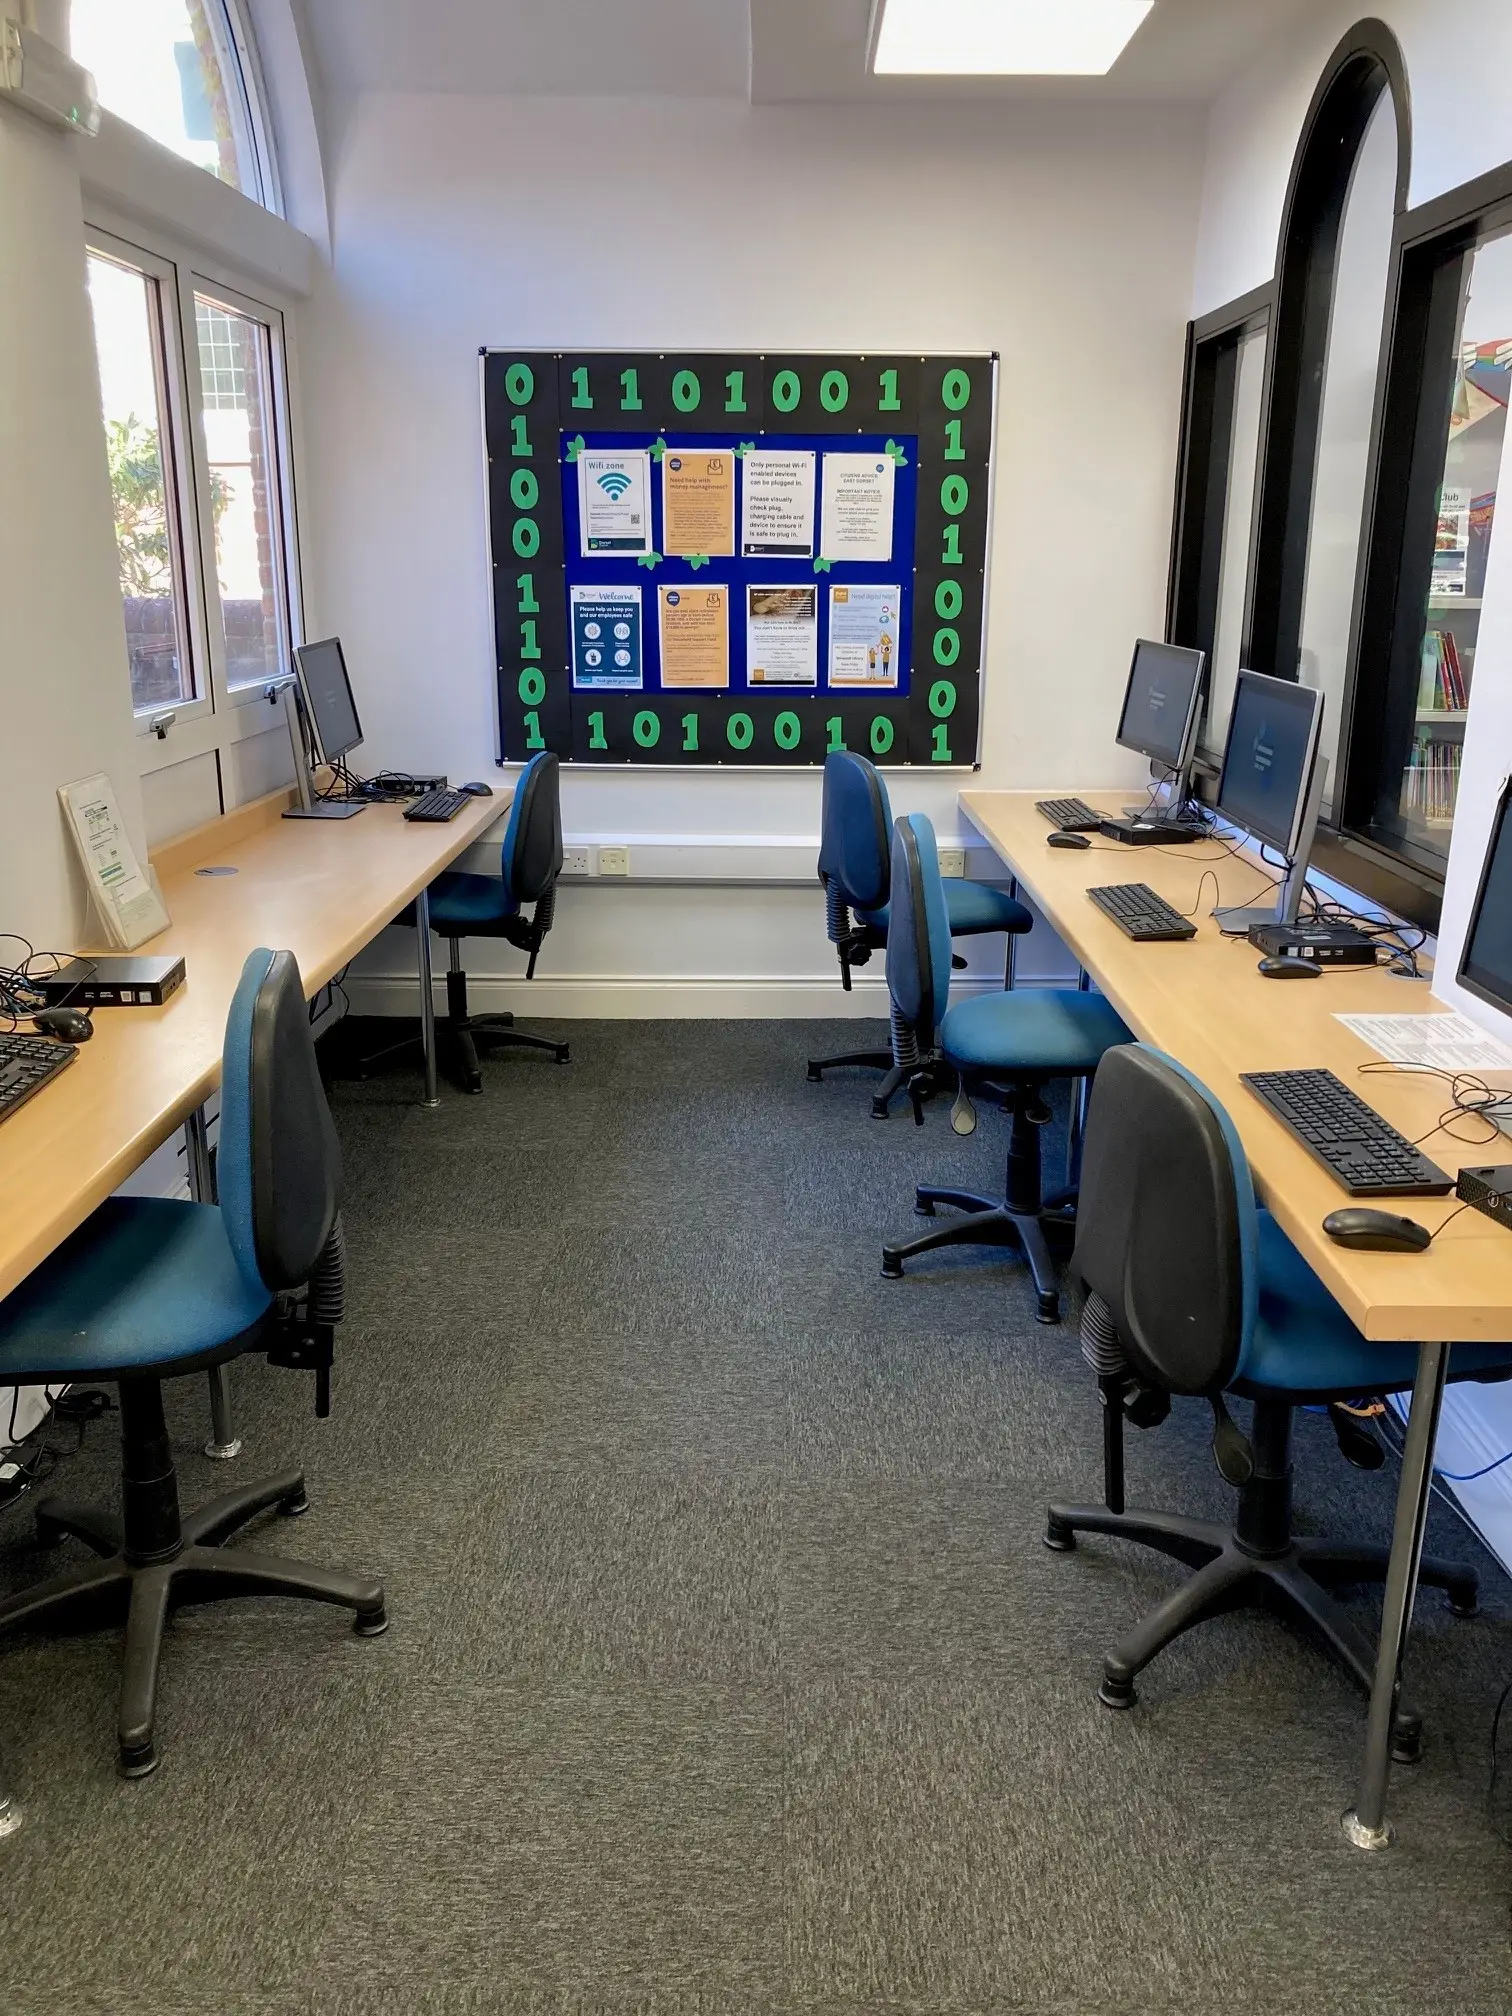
[148,710,176,741]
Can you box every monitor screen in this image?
[294,637,362,764]
[1115,639,1206,772]
[1458,781,1512,1018]
[1216,670,1322,856]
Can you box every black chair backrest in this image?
[885,813,952,1039]
[816,751,890,914]
[504,751,564,907]
[220,948,343,1295]
[1072,1045,1253,1396]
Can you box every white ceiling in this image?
[298,0,1316,103]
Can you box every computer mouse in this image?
[1257,955,1321,979]
[1322,1208,1432,1253]
[33,1007,92,1044]
[458,781,494,797]
[1047,831,1091,850]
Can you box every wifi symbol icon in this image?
[597,470,633,501]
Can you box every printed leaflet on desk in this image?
[59,773,171,950]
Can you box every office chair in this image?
[879,813,1131,1320]
[396,750,570,1093]
[806,752,1034,1117]
[1046,1043,1510,1754]
[0,948,386,1779]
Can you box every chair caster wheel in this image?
[279,1488,310,1518]
[555,1046,571,1064]
[880,1252,904,1279]
[35,1517,64,1550]
[869,1101,890,1121]
[1043,1517,1075,1553]
[118,1739,159,1780]
[354,1603,389,1638]
[1391,1714,1423,1765]
[1446,1580,1479,1618]
[1035,1294,1061,1325]
[914,1193,936,1216]
[1099,1672,1137,1712]
[806,1063,823,1083]
[464,1076,483,1096]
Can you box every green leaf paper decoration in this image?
[734,441,757,459]
[564,435,586,462]
[649,436,669,462]
[813,556,832,574]
[635,551,663,571]
[884,439,909,467]
[687,555,710,572]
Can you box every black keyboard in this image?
[1037,797,1103,832]
[1087,882,1196,942]
[1241,1068,1454,1197]
[0,1032,77,1123]
[403,788,470,824]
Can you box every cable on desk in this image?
[0,939,96,1032]
[1354,1061,1512,1153]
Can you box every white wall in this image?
[0,102,148,952]
[299,93,1206,1012]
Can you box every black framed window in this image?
[1342,176,1512,893]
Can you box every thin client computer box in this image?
[40,955,186,1007]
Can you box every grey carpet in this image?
[0,1017,1509,2013]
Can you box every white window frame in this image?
[84,204,306,785]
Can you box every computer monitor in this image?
[1212,668,1326,933]
[1457,779,1512,1020]
[1115,639,1206,824]
[294,637,363,766]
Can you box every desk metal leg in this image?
[1005,878,1020,991]
[415,887,441,1109]
[186,1107,243,1462]
[1342,1339,1450,1850]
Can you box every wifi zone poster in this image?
[482,351,995,767]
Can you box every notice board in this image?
[482,351,995,767]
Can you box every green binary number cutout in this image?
[869,717,894,756]
[819,370,848,414]
[774,711,801,751]
[587,711,608,751]
[943,419,965,462]
[724,371,747,414]
[941,368,971,411]
[523,710,546,751]
[512,519,540,559]
[826,717,847,752]
[570,367,593,409]
[510,415,532,457]
[681,712,700,751]
[929,680,957,718]
[633,709,661,748]
[934,579,963,620]
[940,474,969,516]
[942,523,963,565]
[727,712,755,750]
[509,468,539,510]
[877,368,901,413]
[772,370,801,413]
[516,573,539,613]
[672,370,701,413]
[518,667,546,705]
[520,619,541,659]
[504,362,534,405]
[620,368,643,411]
[933,628,960,666]
[931,722,952,762]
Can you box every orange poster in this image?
[661,450,736,557]
[658,584,730,688]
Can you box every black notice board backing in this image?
[482,351,995,768]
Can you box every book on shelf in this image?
[1401,736,1461,823]
[1417,626,1468,711]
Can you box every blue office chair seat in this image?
[941,989,1130,1077]
[858,879,1034,940]
[1239,1211,1512,1398]
[0,949,386,1781]
[0,1200,270,1382]
[423,871,521,933]
[879,813,1132,1319]
[1047,1043,1509,1752]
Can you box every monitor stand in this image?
[276,680,367,820]
[283,801,366,820]
[1213,754,1328,936]
[1121,767,1205,831]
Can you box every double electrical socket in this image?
[559,845,629,878]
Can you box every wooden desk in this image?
[961,787,1512,1848]
[0,787,505,1305]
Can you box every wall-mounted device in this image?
[0,6,99,134]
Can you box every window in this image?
[193,292,292,689]
[1206,327,1267,758]
[87,249,197,713]
[70,0,276,210]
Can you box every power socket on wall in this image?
[561,845,592,877]
[598,845,630,877]
[937,845,966,879]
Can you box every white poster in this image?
[578,449,652,556]
[828,584,902,688]
[741,449,815,559]
[820,452,895,563]
[746,585,818,686]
